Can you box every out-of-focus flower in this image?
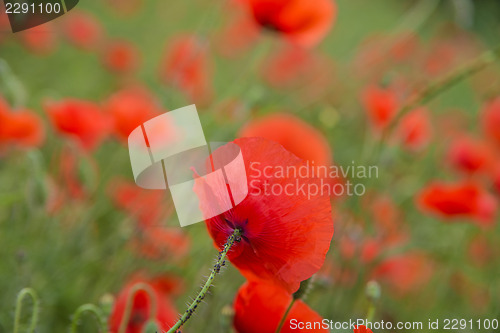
[102,40,140,73]
[104,87,160,142]
[160,35,212,105]
[467,233,494,268]
[481,97,500,147]
[109,276,179,333]
[45,98,111,151]
[233,281,328,333]
[108,178,169,227]
[19,23,58,55]
[395,107,432,151]
[199,137,334,293]
[242,0,336,47]
[372,252,433,295]
[131,227,190,260]
[417,181,498,226]
[62,11,103,50]
[0,97,45,149]
[58,145,97,200]
[361,84,399,132]
[239,113,332,165]
[261,43,334,100]
[447,136,494,174]
[354,325,374,333]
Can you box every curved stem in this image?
[13,288,40,333]
[167,228,242,333]
[275,299,295,333]
[118,283,158,333]
[70,304,106,333]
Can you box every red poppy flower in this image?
[131,227,190,260]
[417,181,498,226]
[361,85,399,131]
[108,178,170,227]
[102,40,140,73]
[372,252,433,295]
[242,0,336,47]
[239,113,332,166]
[104,87,160,142]
[447,136,494,174]
[198,137,334,293]
[233,281,328,333]
[62,11,103,50]
[160,35,213,105]
[109,276,178,333]
[0,98,45,148]
[482,97,500,147]
[19,23,57,55]
[395,107,432,151]
[45,98,111,151]
[354,325,374,333]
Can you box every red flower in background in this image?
[108,178,169,227]
[242,0,336,47]
[233,281,328,333]
[45,99,111,151]
[361,85,399,131]
[131,227,190,260]
[395,107,432,151]
[482,97,500,147]
[62,11,103,50]
[0,98,44,149]
[354,325,374,333]
[417,181,498,226]
[104,87,160,142]
[447,136,494,174]
[102,40,140,73]
[199,138,334,293]
[19,23,58,55]
[239,113,332,166]
[160,35,213,105]
[372,252,433,295]
[109,276,179,333]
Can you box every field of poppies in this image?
[1,0,500,332]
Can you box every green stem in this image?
[70,304,106,333]
[118,283,158,333]
[13,288,40,333]
[167,228,242,333]
[275,299,295,333]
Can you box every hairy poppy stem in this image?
[69,304,106,333]
[167,228,242,333]
[275,299,296,333]
[13,288,39,333]
[118,282,158,333]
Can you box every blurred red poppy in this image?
[239,113,332,166]
[242,0,336,47]
[417,181,498,226]
[102,40,140,73]
[131,227,190,260]
[482,97,500,147]
[372,252,433,295]
[447,136,494,174]
[19,23,58,55]
[395,107,432,151]
[58,145,97,200]
[354,325,373,333]
[233,281,328,333]
[200,137,334,293]
[361,85,399,131]
[160,35,213,105]
[62,11,103,50]
[45,98,111,151]
[109,276,178,333]
[108,178,169,227]
[104,87,160,142]
[0,98,45,149]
